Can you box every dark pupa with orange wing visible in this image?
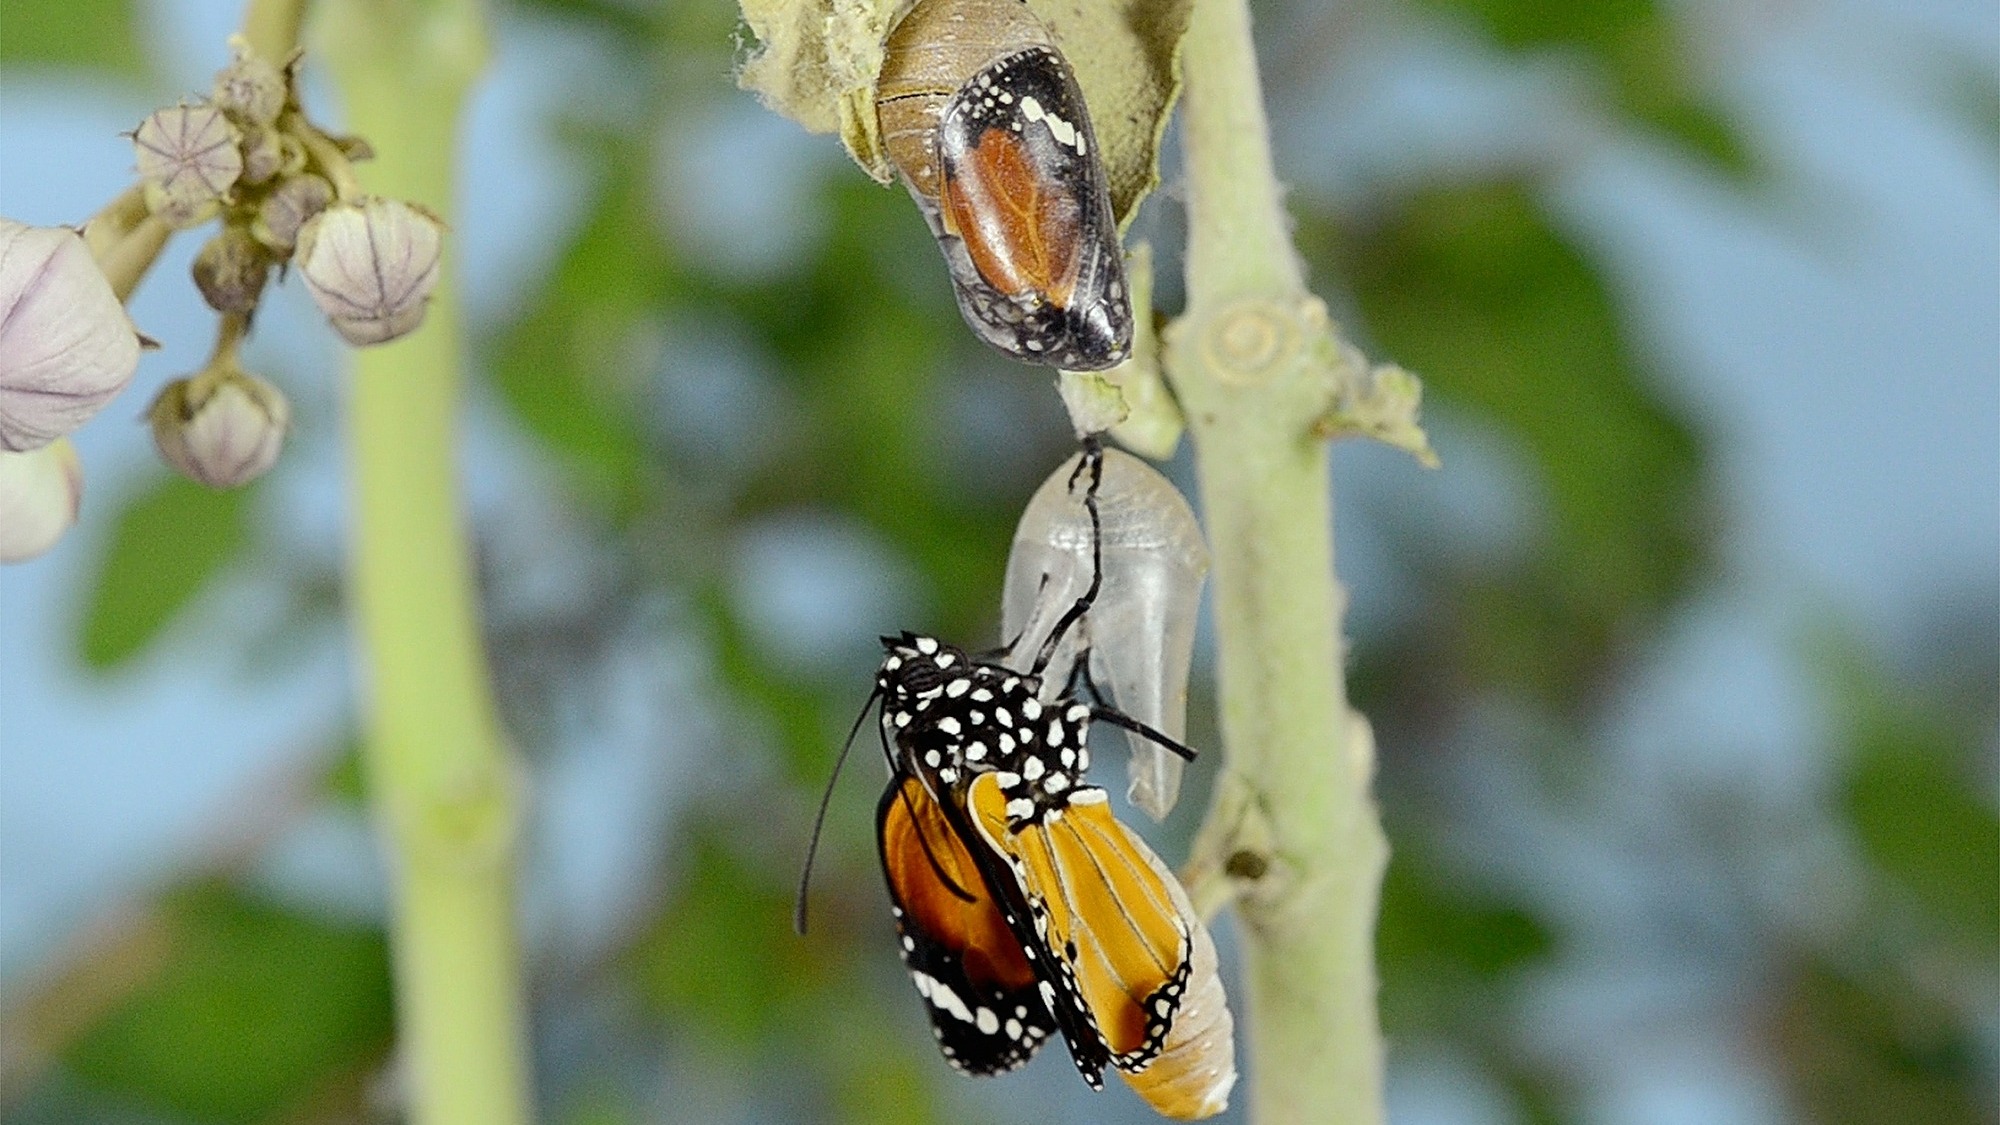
[875,0,1132,370]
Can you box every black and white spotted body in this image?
[876,631,1095,827]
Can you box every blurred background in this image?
[1,0,1994,1121]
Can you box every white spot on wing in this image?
[913,971,977,1024]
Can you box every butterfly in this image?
[799,442,1235,1118]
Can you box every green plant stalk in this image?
[316,3,531,1124]
[241,0,306,63]
[1163,0,1390,1121]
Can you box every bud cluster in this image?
[126,34,443,345]
[0,34,445,562]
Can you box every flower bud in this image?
[149,366,290,489]
[212,36,288,126]
[0,219,142,451]
[252,173,333,253]
[295,198,443,346]
[191,228,272,314]
[133,103,242,229]
[0,438,84,563]
[239,123,284,185]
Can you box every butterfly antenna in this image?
[794,686,882,935]
[1031,436,1106,677]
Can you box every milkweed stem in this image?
[316,1,533,1123]
[1163,0,1392,1121]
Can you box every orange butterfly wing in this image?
[965,772,1236,1119]
[877,774,1056,1074]
[939,125,1085,308]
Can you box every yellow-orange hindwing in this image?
[965,772,1236,1117]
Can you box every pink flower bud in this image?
[191,228,273,314]
[253,173,333,254]
[239,123,284,185]
[0,219,142,451]
[133,103,242,229]
[295,198,444,346]
[0,438,84,563]
[149,366,290,489]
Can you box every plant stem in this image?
[95,215,171,302]
[241,0,309,64]
[81,185,149,260]
[1163,0,1390,1121]
[316,4,530,1125]
[295,121,364,199]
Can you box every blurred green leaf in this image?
[1772,957,1991,1125]
[1378,841,1553,979]
[63,884,393,1124]
[1377,834,1554,1039]
[1806,622,2000,947]
[1422,0,1656,51]
[628,820,961,1124]
[322,737,369,806]
[1604,17,1754,173]
[77,474,249,669]
[0,0,145,75]
[632,826,826,1046]
[828,1043,941,1125]
[1835,687,2000,948]
[488,153,668,520]
[1326,183,1710,704]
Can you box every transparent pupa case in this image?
[1001,447,1208,820]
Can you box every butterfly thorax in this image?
[877,633,1096,824]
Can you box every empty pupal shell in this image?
[875,0,1131,370]
[1002,447,1208,819]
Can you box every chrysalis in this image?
[875,0,1133,370]
[1001,447,1208,820]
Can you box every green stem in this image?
[81,184,149,260]
[94,215,171,303]
[316,4,529,1125]
[240,0,309,64]
[295,121,364,199]
[1163,0,1389,1121]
